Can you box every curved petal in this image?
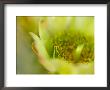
[69,16,94,37]
[50,59,78,74]
[77,61,94,74]
[47,16,69,34]
[29,32,49,60]
[74,44,84,62]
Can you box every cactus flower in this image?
[29,16,94,74]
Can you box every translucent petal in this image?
[50,59,78,74]
[77,62,94,74]
[47,16,68,34]
[29,32,49,60]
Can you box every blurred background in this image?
[16,16,49,74]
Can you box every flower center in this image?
[49,31,94,64]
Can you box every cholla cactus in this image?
[29,16,94,74]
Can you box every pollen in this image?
[48,31,94,64]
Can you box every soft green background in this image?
[17,17,48,74]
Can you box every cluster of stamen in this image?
[46,30,94,64]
